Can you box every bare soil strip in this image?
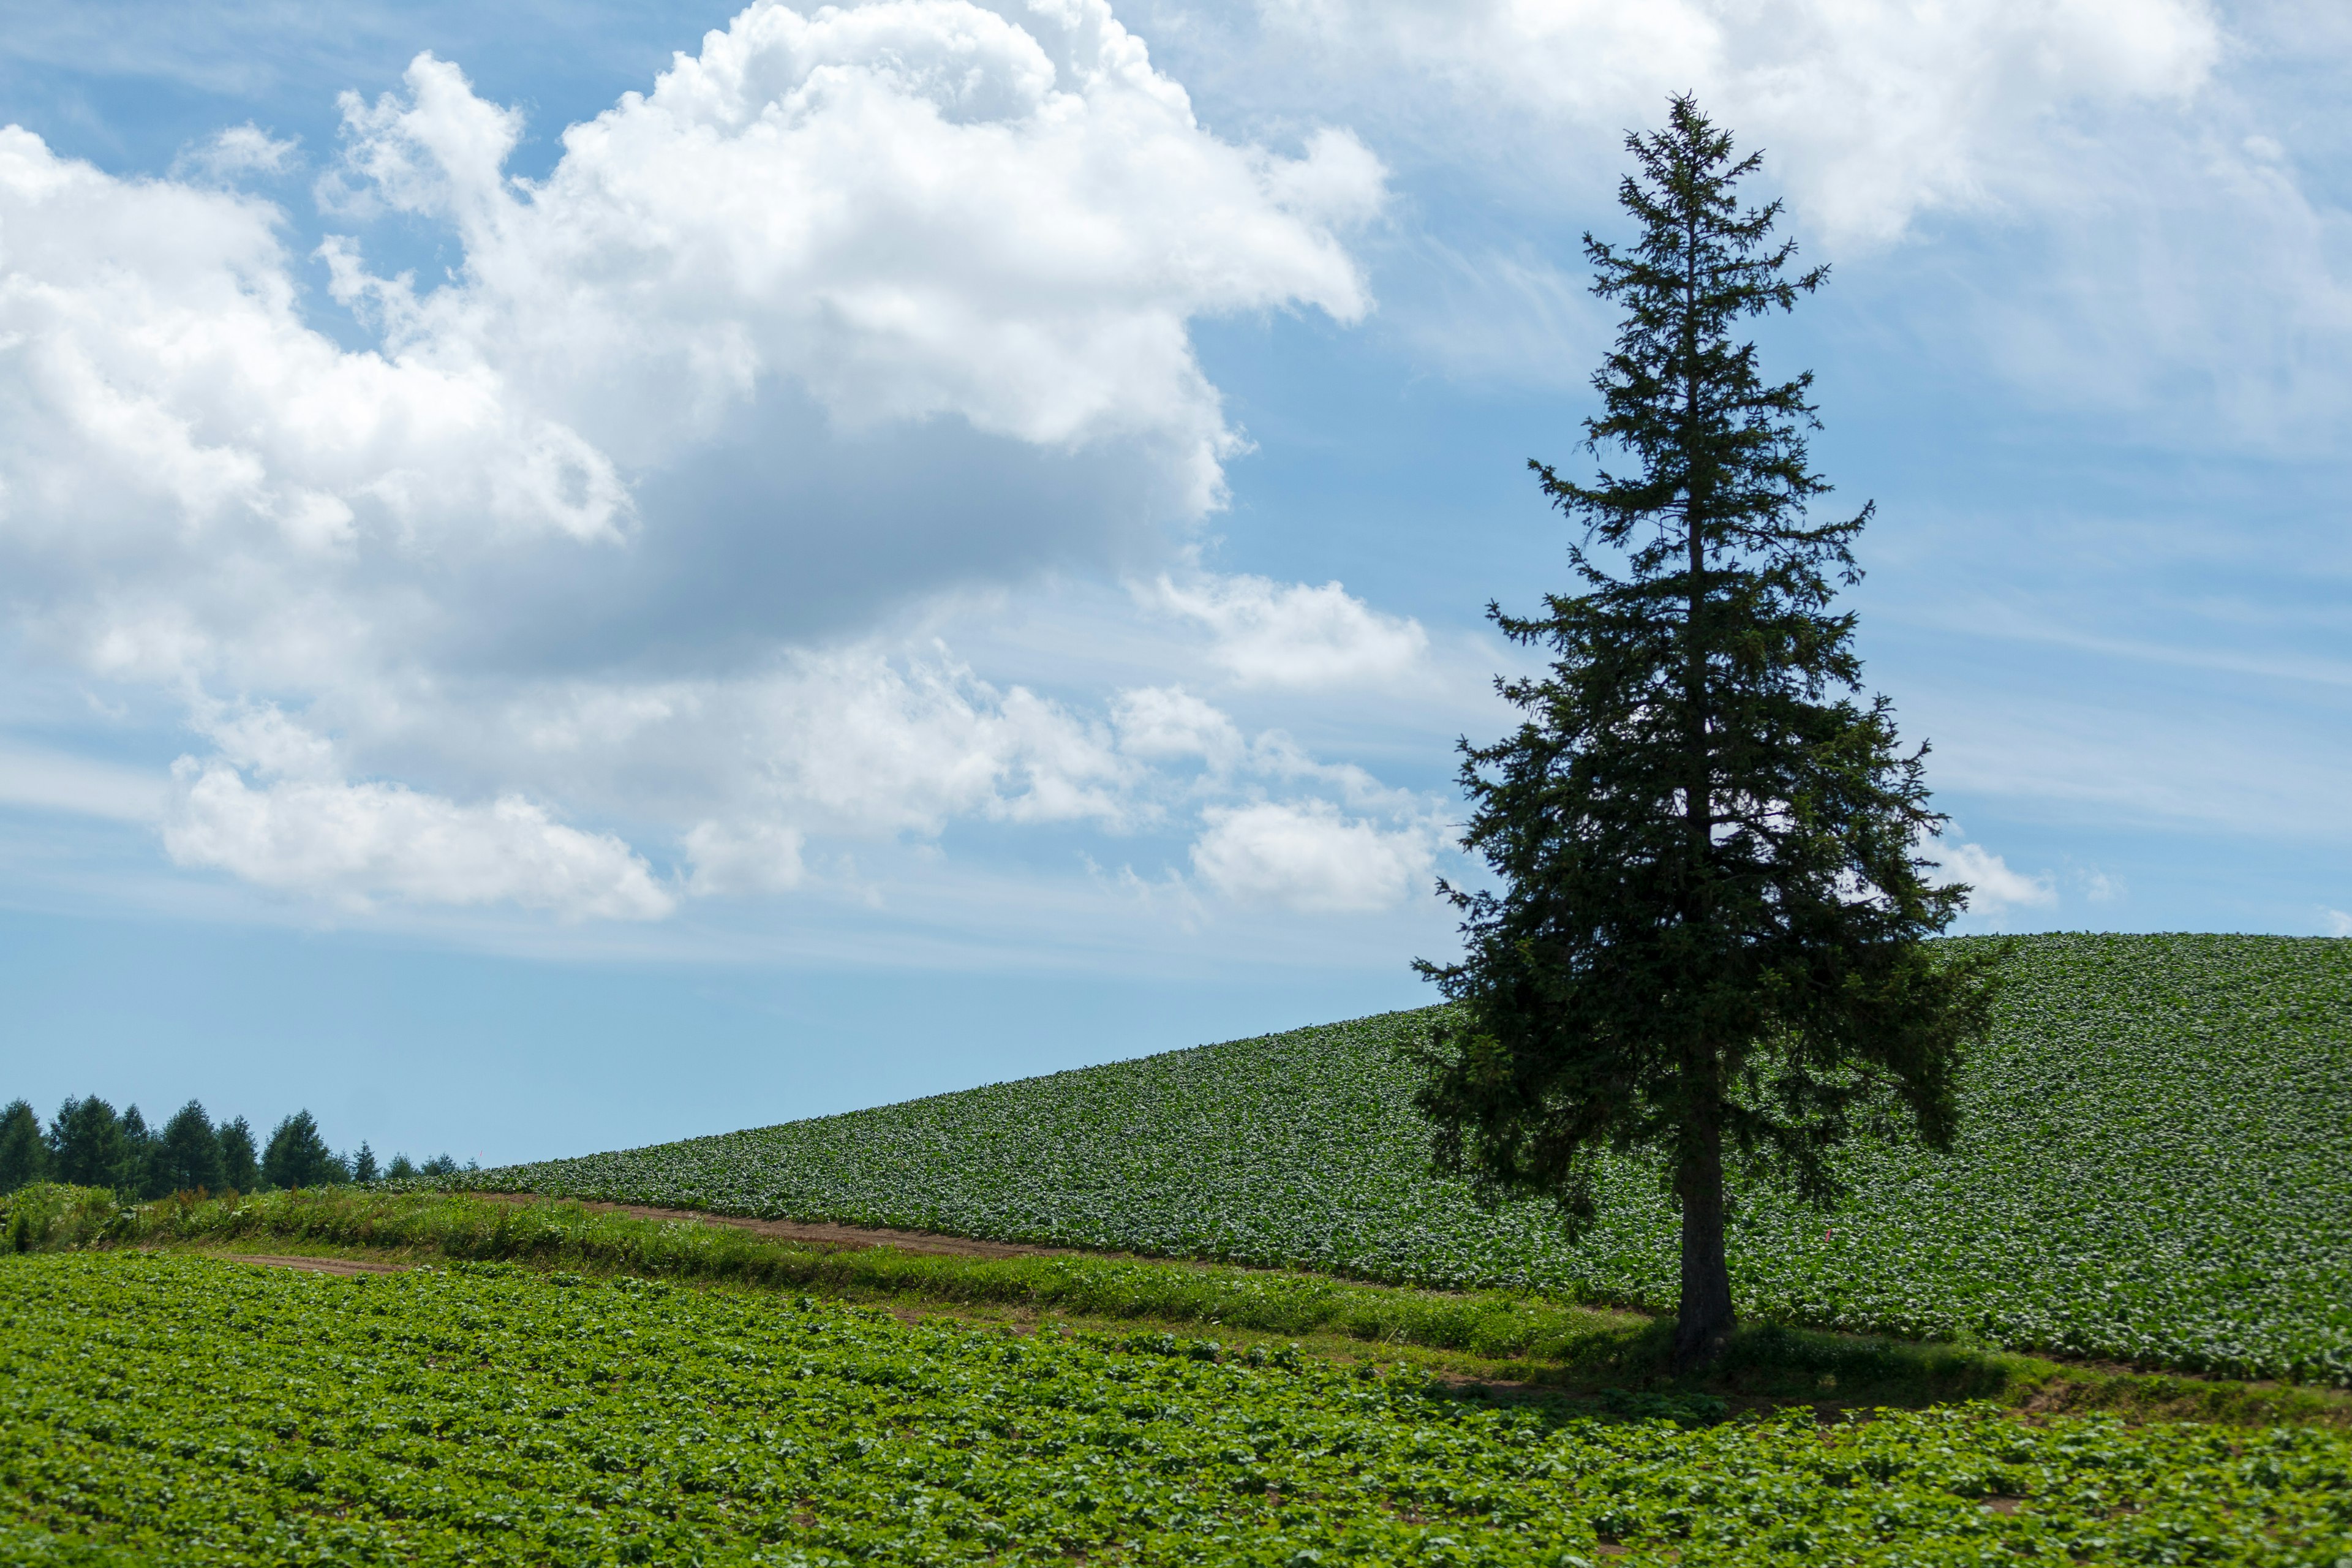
[226,1254,409,1277]
[507,1196,1076,1261]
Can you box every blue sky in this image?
[1,0,2345,1165]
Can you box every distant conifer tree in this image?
[219,1117,260,1193]
[351,1142,380,1183]
[49,1096,134,1193]
[385,1153,418,1181]
[1414,97,2000,1368]
[0,1100,46,1192]
[262,1110,339,1190]
[118,1103,164,1199]
[155,1101,227,1196]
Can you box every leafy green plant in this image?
[7,1251,2349,1566]
[121,1188,2352,1423]
[0,1184,124,1253]
[467,934,2352,1386]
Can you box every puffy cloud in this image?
[704,650,1134,837]
[1935,840,2057,915]
[0,0,1389,615]
[1112,684,1244,766]
[197,699,342,781]
[1252,0,2219,247]
[0,0,1401,921]
[163,761,676,921]
[0,120,632,696]
[1170,0,2345,445]
[2324,908,2352,939]
[1189,797,1434,911]
[1148,572,1427,688]
[326,9,1380,505]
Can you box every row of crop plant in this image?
[0,1096,473,1199]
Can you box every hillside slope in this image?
[480,934,2352,1384]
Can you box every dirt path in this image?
[225,1254,409,1277]
[501,1195,1080,1261]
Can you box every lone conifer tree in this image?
[1415,98,1999,1368]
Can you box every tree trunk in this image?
[1672,1119,1736,1369]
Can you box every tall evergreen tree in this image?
[350,1142,380,1184]
[154,1101,227,1196]
[118,1104,162,1199]
[219,1117,260,1193]
[263,1111,339,1189]
[49,1096,134,1192]
[0,1100,46,1192]
[1414,97,2000,1368]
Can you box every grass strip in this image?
[17,1183,2348,1427]
[99,1185,1645,1356]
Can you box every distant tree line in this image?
[0,1097,474,1198]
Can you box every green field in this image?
[7,1252,2349,1567]
[478,934,2352,1386]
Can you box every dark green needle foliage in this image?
[0,1102,45,1194]
[117,1105,159,1199]
[47,1098,132,1193]
[218,1117,260,1193]
[262,1110,342,1190]
[1414,97,1999,1368]
[352,1141,380,1184]
[153,1101,226,1197]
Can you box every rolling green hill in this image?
[477,934,2352,1385]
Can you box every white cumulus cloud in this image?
[1190,797,1433,912]
[1112,685,1244,766]
[1936,840,2058,915]
[324,10,1381,508]
[1149,573,1427,688]
[0,0,1401,921]
[1254,0,2219,248]
[704,650,1135,837]
[163,760,676,921]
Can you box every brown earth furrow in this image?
[225,1254,409,1277]
[494,1194,1077,1261]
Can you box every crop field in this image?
[480,935,2352,1386]
[6,1253,2350,1567]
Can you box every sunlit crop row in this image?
[480,935,2352,1385]
[6,1253,2348,1565]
